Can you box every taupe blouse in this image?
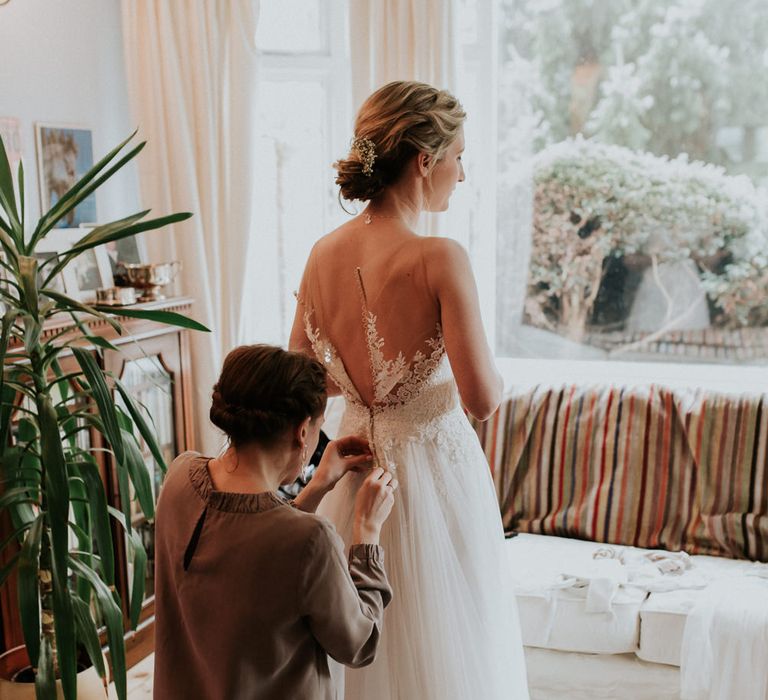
[153,452,392,700]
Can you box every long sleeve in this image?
[299,519,392,668]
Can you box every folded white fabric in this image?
[680,577,768,700]
[593,545,710,593]
[556,559,629,613]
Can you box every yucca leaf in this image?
[92,306,211,332]
[107,507,148,629]
[0,221,18,264]
[17,512,43,666]
[37,395,77,700]
[36,141,146,242]
[30,130,140,245]
[41,289,123,335]
[17,159,24,235]
[68,555,127,700]
[72,347,125,466]
[127,534,147,630]
[65,211,193,259]
[44,210,148,281]
[121,429,154,519]
[79,458,115,586]
[84,334,120,352]
[114,378,166,472]
[34,634,56,699]
[0,133,20,235]
[18,256,38,317]
[71,593,108,687]
[0,486,42,510]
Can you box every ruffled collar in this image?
[186,453,288,514]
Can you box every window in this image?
[243,0,351,344]
[494,0,768,366]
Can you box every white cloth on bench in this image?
[680,577,768,700]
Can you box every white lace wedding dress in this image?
[302,274,529,700]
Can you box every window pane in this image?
[496,0,768,364]
[256,0,327,54]
[246,80,327,343]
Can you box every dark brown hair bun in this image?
[209,345,326,447]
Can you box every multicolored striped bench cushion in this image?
[471,385,768,561]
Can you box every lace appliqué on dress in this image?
[303,310,363,405]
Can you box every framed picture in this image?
[78,224,145,276]
[35,123,97,228]
[39,229,111,302]
[31,251,67,296]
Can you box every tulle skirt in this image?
[318,404,529,700]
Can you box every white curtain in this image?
[121,0,259,453]
[349,0,459,240]
[350,0,457,110]
[349,0,503,343]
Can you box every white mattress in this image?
[506,534,644,654]
[506,533,768,670]
[637,554,768,666]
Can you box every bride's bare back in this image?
[290,218,501,419]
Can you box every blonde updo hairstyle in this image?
[335,81,466,202]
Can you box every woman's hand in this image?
[293,435,373,513]
[312,435,374,492]
[353,468,398,545]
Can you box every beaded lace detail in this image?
[301,271,463,477]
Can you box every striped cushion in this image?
[472,386,768,561]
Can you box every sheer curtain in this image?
[349,0,457,109]
[349,0,500,345]
[121,0,260,453]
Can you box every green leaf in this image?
[126,532,147,629]
[17,158,24,234]
[115,378,167,473]
[0,485,42,510]
[72,347,125,466]
[68,555,127,700]
[31,130,140,245]
[18,256,39,317]
[37,395,77,700]
[41,288,123,335]
[0,132,20,235]
[121,429,155,519]
[65,211,193,258]
[92,306,211,332]
[71,593,108,686]
[85,334,120,352]
[17,512,43,666]
[34,634,56,700]
[79,458,115,586]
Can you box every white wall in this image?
[0,0,140,226]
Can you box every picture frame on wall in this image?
[35,123,97,228]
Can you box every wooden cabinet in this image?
[0,297,196,667]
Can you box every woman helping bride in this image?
[290,80,529,700]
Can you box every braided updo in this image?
[334,80,466,202]
[210,345,327,448]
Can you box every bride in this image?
[290,80,529,700]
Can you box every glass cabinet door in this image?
[115,354,176,602]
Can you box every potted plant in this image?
[0,132,208,699]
